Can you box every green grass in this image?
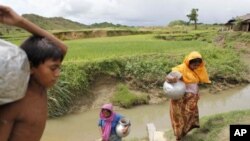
[112,84,148,108]
[127,109,250,141]
[3,28,249,118]
[164,109,250,141]
[64,34,209,62]
[22,31,250,117]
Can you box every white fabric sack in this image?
[163,80,186,100]
[0,39,30,105]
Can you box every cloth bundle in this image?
[0,39,30,105]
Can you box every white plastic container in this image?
[163,80,186,100]
[0,39,30,105]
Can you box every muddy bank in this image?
[72,75,246,113]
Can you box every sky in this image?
[1,0,250,26]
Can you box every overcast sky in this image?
[1,0,250,26]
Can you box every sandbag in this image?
[163,80,186,100]
[0,39,30,105]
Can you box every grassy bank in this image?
[164,109,250,141]
[126,109,250,141]
[48,46,249,117]
[47,30,249,117]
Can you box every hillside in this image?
[90,22,128,28]
[23,14,88,30]
[0,14,87,35]
[0,14,130,36]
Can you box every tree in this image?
[234,18,243,31]
[187,8,199,30]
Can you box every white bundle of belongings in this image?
[0,39,30,105]
[163,71,186,100]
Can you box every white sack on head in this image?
[0,39,30,105]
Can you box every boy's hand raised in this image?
[0,5,23,26]
[0,4,67,55]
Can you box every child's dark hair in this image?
[189,58,202,64]
[20,35,64,67]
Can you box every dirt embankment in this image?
[76,75,166,111]
[89,75,118,109]
[53,30,151,40]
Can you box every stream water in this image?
[41,84,250,141]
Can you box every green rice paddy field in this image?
[63,34,209,62]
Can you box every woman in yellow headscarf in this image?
[165,51,211,141]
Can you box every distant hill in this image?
[90,22,128,28]
[23,14,88,30]
[0,14,87,35]
[0,14,129,35]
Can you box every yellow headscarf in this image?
[172,51,211,84]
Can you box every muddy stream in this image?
[41,84,250,141]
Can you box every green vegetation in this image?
[62,31,248,117]
[168,20,188,27]
[64,34,208,61]
[47,45,248,117]
[0,9,250,141]
[187,8,199,30]
[2,19,250,117]
[165,109,250,141]
[0,14,130,36]
[126,109,250,140]
[221,31,250,43]
[90,22,129,28]
[111,84,148,108]
[0,14,86,36]
[2,13,250,141]
[53,29,151,40]
[48,63,88,117]
[23,14,87,30]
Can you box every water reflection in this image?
[42,85,250,141]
